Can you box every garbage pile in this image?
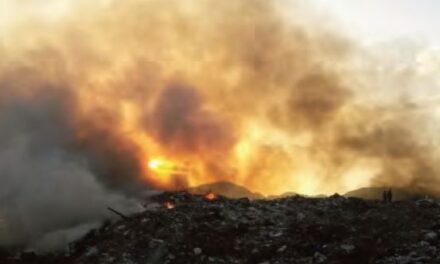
[4,192,440,264]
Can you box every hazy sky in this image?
[1,1,439,46]
[313,0,440,45]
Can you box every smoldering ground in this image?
[1,0,440,250]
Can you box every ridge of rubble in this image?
[2,192,440,264]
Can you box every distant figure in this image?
[387,188,393,203]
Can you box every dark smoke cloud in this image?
[71,112,146,191]
[148,84,235,156]
[269,72,351,131]
[0,53,143,247]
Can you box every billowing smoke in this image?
[148,84,235,157]
[0,87,140,248]
[1,0,440,248]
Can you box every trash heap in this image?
[4,192,440,264]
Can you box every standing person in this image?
[387,188,393,203]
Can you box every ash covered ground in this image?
[2,191,440,264]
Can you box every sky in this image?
[1,0,440,46]
[312,0,440,45]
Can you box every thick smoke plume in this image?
[1,0,440,248]
[148,84,235,157]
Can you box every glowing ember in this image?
[164,201,175,209]
[204,191,217,201]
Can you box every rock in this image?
[116,224,126,231]
[314,252,327,263]
[84,247,99,257]
[269,231,283,238]
[277,245,287,252]
[296,212,305,221]
[424,231,438,241]
[419,240,430,247]
[340,244,355,253]
[193,247,202,255]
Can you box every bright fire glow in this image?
[164,201,175,209]
[204,191,217,201]
[1,0,428,197]
[148,158,174,173]
[146,157,182,189]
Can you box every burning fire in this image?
[204,191,217,201]
[148,158,176,176]
[145,156,191,190]
[164,201,175,209]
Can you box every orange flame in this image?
[164,201,175,209]
[204,191,217,201]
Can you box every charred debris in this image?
[2,190,440,264]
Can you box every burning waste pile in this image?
[2,0,440,263]
[3,191,440,264]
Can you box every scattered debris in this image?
[193,248,202,255]
[3,192,440,263]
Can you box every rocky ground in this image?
[2,192,440,264]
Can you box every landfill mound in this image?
[3,192,440,264]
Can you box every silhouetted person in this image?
[387,188,393,203]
